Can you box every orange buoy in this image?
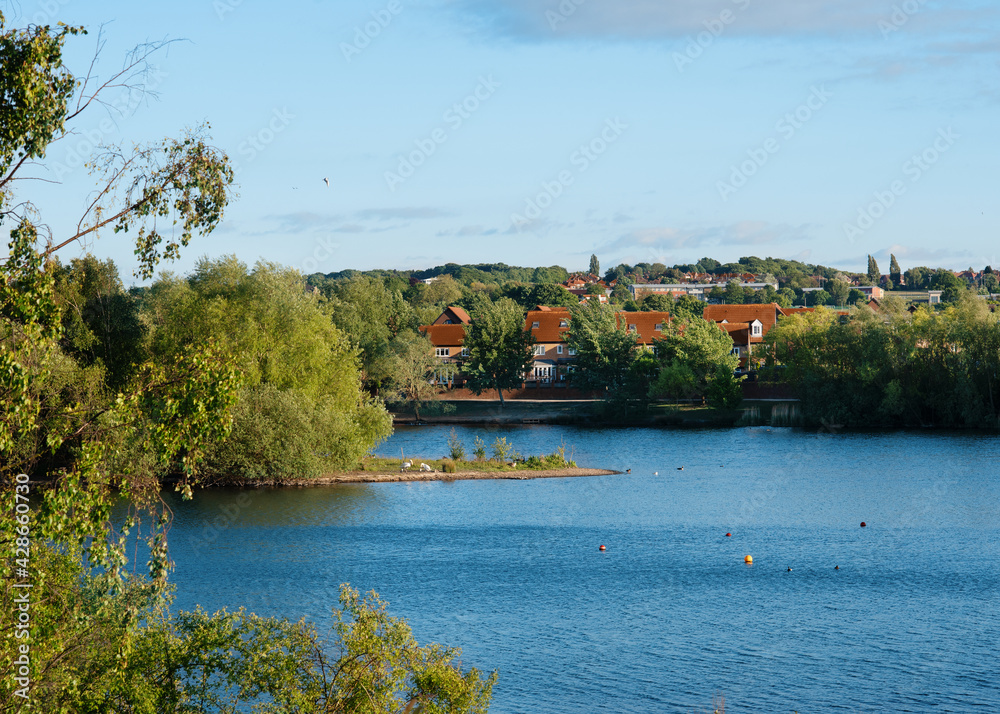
[726,533,732,537]
[744,555,753,564]
[860,521,867,528]
[599,545,606,551]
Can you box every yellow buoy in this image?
[744,555,753,564]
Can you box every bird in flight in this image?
[323,177,330,187]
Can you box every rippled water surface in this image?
[164,426,1000,712]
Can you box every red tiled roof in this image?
[526,308,572,343]
[719,321,750,333]
[703,303,782,338]
[419,324,465,347]
[616,311,670,345]
[432,306,471,325]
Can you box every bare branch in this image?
[67,34,181,124]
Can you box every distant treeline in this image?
[310,255,848,289]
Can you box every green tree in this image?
[650,318,741,408]
[589,254,600,276]
[867,255,881,286]
[382,331,448,420]
[52,255,146,391]
[565,301,648,412]
[419,274,464,306]
[724,280,746,304]
[827,279,850,307]
[462,295,534,406]
[0,14,244,703]
[610,282,632,304]
[776,287,795,309]
[326,275,414,389]
[672,294,706,320]
[810,289,832,306]
[0,18,434,711]
[889,253,902,287]
[530,282,579,308]
[143,258,393,479]
[641,293,674,312]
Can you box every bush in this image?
[441,458,457,473]
[490,436,516,462]
[472,436,487,461]
[447,428,466,461]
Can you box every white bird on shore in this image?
[420,463,432,472]
[401,461,412,471]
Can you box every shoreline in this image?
[260,467,619,487]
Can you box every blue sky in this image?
[10,0,1000,281]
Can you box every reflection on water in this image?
[156,426,1000,713]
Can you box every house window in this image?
[752,323,762,336]
[568,347,577,356]
[532,321,539,328]
[731,347,741,356]
[435,348,449,357]
[654,323,663,331]
[534,345,545,355]
[559,320,568,327]
[461,347,469,357]
[628,324,637,332]
[557,345,564,354]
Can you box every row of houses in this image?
[419,302,793,388]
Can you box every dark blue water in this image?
[165,427,1000,712]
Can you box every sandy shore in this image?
[275,467,618,486]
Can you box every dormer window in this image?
[532,321,539,328]
[559,320,568,327]
[628,324,637,333]
[654,323,663,331]
[751,321,763,336]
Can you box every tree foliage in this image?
[462,295,534,406]
[324,275,415,389]
[382,330,448,420]
[867,255,881,286]
[143,257,393,479]
[564,301,651,413]
[0,16,421,710]
[765,297,1000,427]
[650,318,742,408]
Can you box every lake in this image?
[164,426,1000,712]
